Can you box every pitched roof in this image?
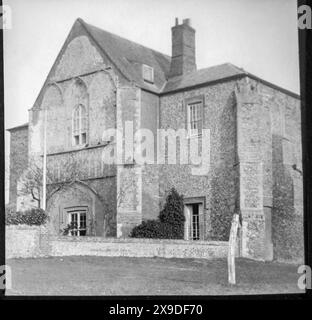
[162,63,246,93]
[7,122,29,132]
[79,19,171,93]
[79,19,299,99]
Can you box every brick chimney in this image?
[168,18,196,78]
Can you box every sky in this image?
[4,0,300,201]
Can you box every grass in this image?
[5,256,304,296]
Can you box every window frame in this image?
[142,64,154,84]
[184,197,206,241]
[72,104,88,147]
[185,95,204,138]
[66,207,88,237]
[191,204,200,240]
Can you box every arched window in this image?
[73,104,87,146]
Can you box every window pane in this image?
[80,213,86,228]
[82,117,87,131]
[73,105,87,146]
[188,102,203,135]
[74,135,79,145]
[191,204,200,240]
[142,65,154,83]
[81,133,86,144]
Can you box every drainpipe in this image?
[42,108,47,211]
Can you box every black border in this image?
[299,0,312,283]
[0,0,5,299]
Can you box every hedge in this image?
[5,208,49,226]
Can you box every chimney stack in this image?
[168,17,196,78]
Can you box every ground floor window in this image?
[184,201,204,241]
[67,207,87,236]
[191,204,200,240]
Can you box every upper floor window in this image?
[187,100,203,136]
[142,64,154,83]
[73,104,87,146]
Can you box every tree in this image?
[159,187,185,238]
[19,160,45,208]
[18,155,80,208]
[159,188,184,224]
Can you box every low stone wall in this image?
[6,226,228,260]
[6,225,45,258]
[47,236,228,259]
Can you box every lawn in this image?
[5,256,304,295]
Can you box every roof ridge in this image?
[196,62,246,74]
[79,18,171,61]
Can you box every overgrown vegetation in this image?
[61,221,78,236]
[130,188,185,239]
[5,207,49,226]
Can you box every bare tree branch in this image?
[18,155,81,208]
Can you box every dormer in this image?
[142,64,154,84]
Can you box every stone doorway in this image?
[184,198,204,241]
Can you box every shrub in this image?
[5,208,49,226]
[159,187,185,238]
[61,221,78,236]
[131,188,185,239]
[130,220,162,238]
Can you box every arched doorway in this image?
[47,182,106,236]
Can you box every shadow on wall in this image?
[210,93,237,241]
[272,134,303,262]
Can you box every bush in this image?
[5,208,49,226]
[159,188,185,238]
[130,220,162,238]
[61,221,78,236]
[130,188,185,239]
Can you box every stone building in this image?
[8,18,303,262]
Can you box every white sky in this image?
[4,0,300,201]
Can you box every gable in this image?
[31,19,122,110]
[51,35,104,81]
[80,19,171,93]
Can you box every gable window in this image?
[73,104,87,146]
[187,99,203,136]
[142,64,154,83]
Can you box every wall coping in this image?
[5,226,227,246]
[48,235,228,246]
[6,225,47,230]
